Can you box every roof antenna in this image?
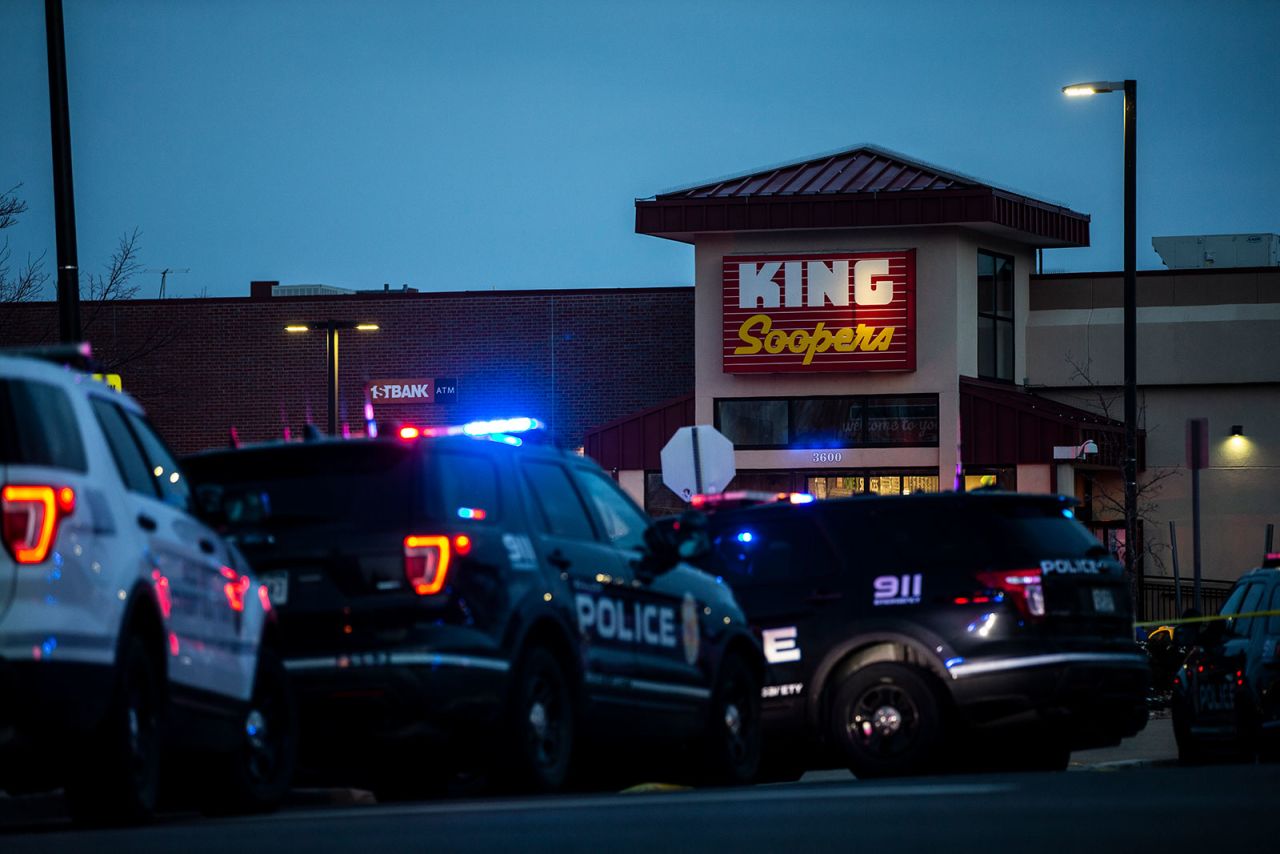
[303,424,323,442]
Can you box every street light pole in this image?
[326,320,340,437]
[1122,80,1138,592]
[285,320,380,436]
[1063,78,1139,586]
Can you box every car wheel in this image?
[65,636,163,824]
[829,663,945,779]
[1173,705,1207,765]
[701,655,762,786]
[202,648,298,814]
[503,647,574,793]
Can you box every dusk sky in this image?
[2,0,1277,299]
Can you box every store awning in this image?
[960,377,1139,470]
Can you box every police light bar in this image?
[1263,553,1280,568]
[397,417,545,441]
[689,490,816,511]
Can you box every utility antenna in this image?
[142,267,190,298]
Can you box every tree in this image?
[0,187,163,368]
[0,185,49,321]
[1060,351,1180,599]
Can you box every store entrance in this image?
[723,469,940,498]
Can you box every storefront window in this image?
[978,250,1014,382]
[716,395,938,450]
[806,472,938,497]
[717,399,789,447]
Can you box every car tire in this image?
[828,663,945,779]
[201,647,298,814]
[502,647,574,793]
[700,655,762,786]
[1173,705,1207,765]
[65,636,163,825]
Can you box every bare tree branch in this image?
[81,228,143,334]
[0,185,28,231]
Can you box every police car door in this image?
[518,459,633,700]
[710,512,841,707]
[91,398,251,702]
[572,467,704,709]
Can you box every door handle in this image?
[137,513,157,532]
[199,539,216,555]
[547,550,572,570]
[806,589,844,604]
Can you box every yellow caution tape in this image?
[1133,608,1280,630]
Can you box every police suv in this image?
[0,346,293,822]
[1172,556,1280,762]
[183,419,763,793]
[680,490,1149,779]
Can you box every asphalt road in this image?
[3,720,1274,853]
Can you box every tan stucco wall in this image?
[1027,269,1280,580]
[691,227,1034,486]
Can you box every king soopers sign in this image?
[722,251,916,373]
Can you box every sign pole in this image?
[1168,520,1182,617]
[691,426,704,495]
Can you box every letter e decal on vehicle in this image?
[762,626,801,664]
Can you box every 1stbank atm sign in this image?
[366,378,457,404]
[723,251,916,373]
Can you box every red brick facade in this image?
[0,285,695,456]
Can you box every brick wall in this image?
[0,286,695,456]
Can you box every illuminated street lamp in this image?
[1063,78,1138,585]
[284,320,380,435]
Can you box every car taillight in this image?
[2,485,76,565]
[404,534,468,595]
[964,568,1045,618]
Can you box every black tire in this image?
[1173,705,1207,765]
[200,648,298,815]
[701,655,762,786]
[502,647,574,793]
[828,663,945,779]
[65,636,163,825]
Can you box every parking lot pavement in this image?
[1068,713,1177,770]
[794,714,1178,783]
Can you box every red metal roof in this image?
[637,145,1090,248]
[959,377,1141,470]
[583,394,694,473]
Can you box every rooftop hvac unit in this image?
[1152,234,1280,269]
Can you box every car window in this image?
[711,513,835,585]
[1228,583,1266,638]
[520,461,596,541]
[91,398,159,497]
[574,469,648,551]
[0,379,87,472]
[1268,586,1280,635]
[184,444,416,529]
[434,450,501,522]
[125,412,192,512]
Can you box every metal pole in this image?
[1266,523,1274,555]
[44,0,80,342]
[1191,464,1202,613]
[1168,520,1182,617]
[327,321,339,436]
[691,426,704,495]
[1122,79,1139,594]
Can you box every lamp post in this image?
[285,320,380,435]
[1063,79,1138,586]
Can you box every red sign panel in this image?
[722,251,916,373]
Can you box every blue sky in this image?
[2,0,1277,298]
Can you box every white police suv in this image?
[0,345,294,822]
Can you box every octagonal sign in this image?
[661,425,736,502]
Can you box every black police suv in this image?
[184,420,763,793]
[681,490,1148,779]
[1171,557,1280,762]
